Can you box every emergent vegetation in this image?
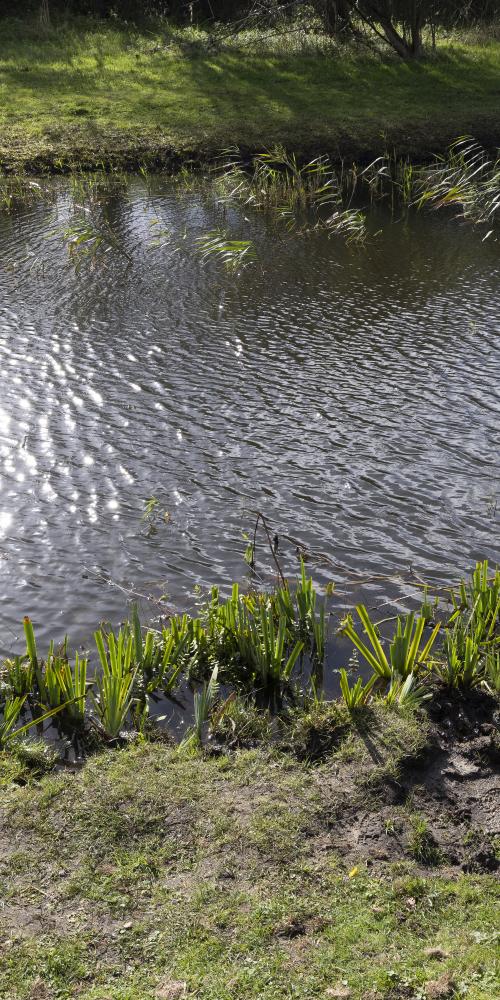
[1,139,497,278]
[0,559,498,753]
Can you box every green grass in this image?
[0,18,499,171]
[0,735,498,999]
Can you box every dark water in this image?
[0,177,499,655]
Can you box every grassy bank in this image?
[0,18,500,172]
[0,560,499,997]
[1,698,499,1000]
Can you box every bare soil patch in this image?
[319,691,499,872]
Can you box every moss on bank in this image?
[0,699,498,1000]
[0,18,499,172]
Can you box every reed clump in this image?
[213,147,368,248]
[363,138,500,236]
[0,560,498,760]
[1,139,497,278]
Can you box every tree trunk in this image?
[377,14,413,58]
[359,2,424,59]
[409,1,424,57]
[321,1,353,35]
[39,1,50,27]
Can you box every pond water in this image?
[0,177,499,656]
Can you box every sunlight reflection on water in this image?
[0,177,498,652]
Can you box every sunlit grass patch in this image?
[0,740,499,999]
[1,18,499,170]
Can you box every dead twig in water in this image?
[246,510,287,588]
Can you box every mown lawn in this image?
[0,18,499,169]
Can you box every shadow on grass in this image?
[1,18,499,160]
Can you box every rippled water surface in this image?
[0,177,498,651]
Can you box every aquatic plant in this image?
[275,561,327,664]
[131,606,188,695]
[23,618,89,724]
[389,614,441,679]
[56,173,133,269]
[141,496,170,536]
[362,140,500,234]
[0,176,53,213]
[196,584,288,682]
[143,630,187,693]
[210,592,303,706]
[1,655,35,698]
[243,603,304,703]
[42,649,88,724]
[194,577,316,704]
[429,561,500,691]
[0,697,26,745]
[96,608,191,714]
[23,616,38,668]
[158,612,215,685]
[415,138,500,230]
[92,626,137,737]
[94,625,135,677]
[4,140,497,291]
[419,586,437,625]
[339,669,376,711]
[485,650,500,694]
[362,154,419,208]
[181,665,220,750]
[383,673,429,708]
[215,147,367,244]
[311,602,326,666]
[36,643,85,717]
[91,667,136,739]
[0,696,73,747]
[450,560,500,642]
[60,215,133,269]
[195,229,256,272]
[435,622,485,689]
[2,556,498,759]
[341,606,440,680]
[198,584,241,664]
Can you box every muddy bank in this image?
[3,691,498,878]
[1,118,499,176]
[318,691,500,874]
